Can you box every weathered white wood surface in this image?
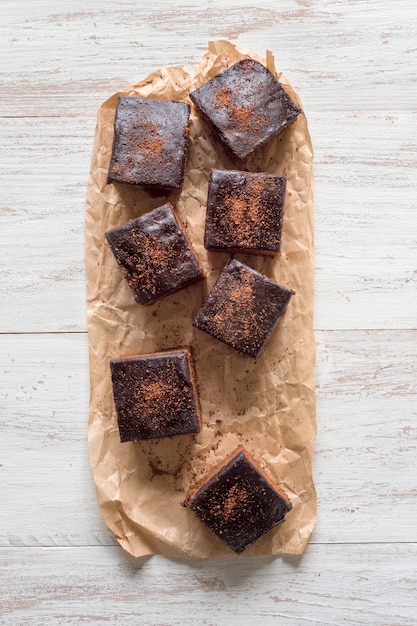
[1,0,417,116]
[3,545,417,626]
[1,331,417,548]
[1,112,416,332]
[1,0,417,623]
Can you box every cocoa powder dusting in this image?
[128,229,176,296]
[215,87,233,108]
[209,270,261,343]
[214,87,266,132]
[206,173,285,252]
[223,178,268,246]
[118,122,164,177]
[137,123,164,156]
[131,364,192,434]
[222,483,249,521]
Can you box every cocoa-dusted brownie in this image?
[193,258,293,358]
[110,348,201,442]
[184,447,292,554]
[204,169,286,255]
[105,203,204,306]
[107,96,190,189]
[189,59,301,160]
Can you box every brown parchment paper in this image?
[86,41,316,558]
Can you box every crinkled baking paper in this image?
[86,40,316,558]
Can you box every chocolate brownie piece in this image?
[204,169,286,255]
[105,203,204,306]
[184,447,292,554]
[110,348,201,442]
[193,258,293,358]
[189,59,301,160]
[107,96,190,189]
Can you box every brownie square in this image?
[110,348,201,442]
[184,447,292,554]
[105,203,204,306]
[189,59,301,160]
[204,169,286,255]
[193,258,293,358]
[107,96,190,189]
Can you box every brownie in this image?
[204,169,286,255]
[193,258,293,358]
[107,96,190,189]
[105,203,204,306]
[189,59,301,160]
[110,348,201,442]
[184,447,292,554]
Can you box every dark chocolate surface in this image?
[204,169,286,254]
[107,96,190,189]
[193,258,293,358]
[189,59,301,160]
[185,449,292,554]
[105,203,204,306]
[110,349,201,442]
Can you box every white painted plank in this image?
[0,117,92,332]
[0,330,416,547]
[313,112,417,331]
[1,0,417,117]
[314,330,417,543]
[0,332,114,547]
[1,544,417,625]
[1,113,416,332]
[1,1,416,622]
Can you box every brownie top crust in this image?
[204,169,286,254]
[189,59,301,160]
[110,348,201,442]
[193,258,293,358]
[184,448,292,554]
[105,203,204,306]
[107,96,190,189]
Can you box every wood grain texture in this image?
[0,333,112,547]
[1,0,417,621]
[2,544,417,625]
[1,0,417,117]
[0,112,416,332]
[1,330,416,547]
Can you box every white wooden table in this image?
[1,1,417,624]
